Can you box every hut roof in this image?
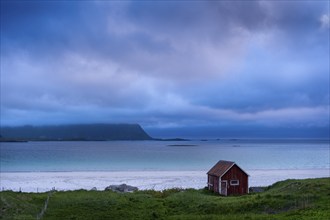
[207,160,248,177]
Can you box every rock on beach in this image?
[105,184,138,193]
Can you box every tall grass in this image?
[1,178,329,220]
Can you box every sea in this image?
[1,139,329,172]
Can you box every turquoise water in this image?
[0,140,329,172]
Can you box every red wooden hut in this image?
[207,160,249,196]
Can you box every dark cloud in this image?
[1,1,329,137]
[266,1,327,30]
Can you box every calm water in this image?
[0,140,329,172]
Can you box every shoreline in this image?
[0,167,329,173]
[0,169,329,193]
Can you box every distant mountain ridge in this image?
[0,124,152,141]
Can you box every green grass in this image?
[1,178,329,219]
[0,191,47,220]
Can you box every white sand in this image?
[0,169,329,192]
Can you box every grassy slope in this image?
[1,178,329,220]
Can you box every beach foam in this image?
[0,169,328,192]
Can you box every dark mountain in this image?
[0,124,152,141]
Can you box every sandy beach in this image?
[0,169,328,192]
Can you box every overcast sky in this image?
[1,1,329,138]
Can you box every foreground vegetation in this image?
[1,178,329,219]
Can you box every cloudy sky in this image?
[1,1,329,138]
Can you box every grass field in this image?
[1,178,329,219]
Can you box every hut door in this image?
[220,181,227,196]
